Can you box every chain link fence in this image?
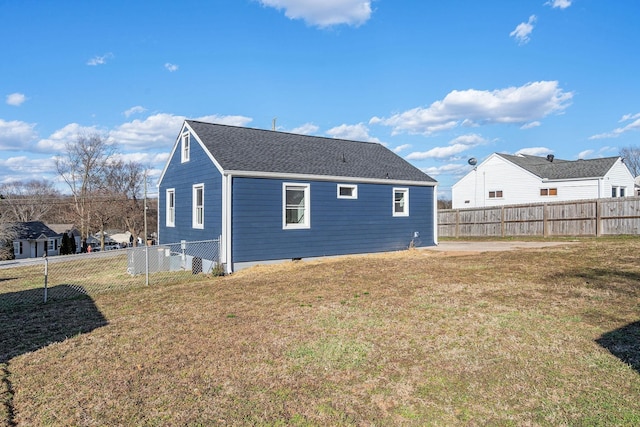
[0,239,221,311]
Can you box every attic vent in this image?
[546,154,555,162]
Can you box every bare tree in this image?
[55,134,117,242]
[0,180,60,222]
[104,160,147,246]
[619,146,640,178]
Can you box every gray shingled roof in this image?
[497,153,619,180]
[186,120,436,183]
[12,221,61,240]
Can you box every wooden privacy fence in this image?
[439,197,640,238]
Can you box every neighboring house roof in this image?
[497,153,619,180]
[12,221,61,240]
[186,120,436,183]
[48,223,80,235]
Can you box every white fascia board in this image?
[543,176,601,182]
[224,170,437,187]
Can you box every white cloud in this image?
[521,121,541,129]
[109,113,253,150]
[406,134,487,160]
[258,0,372,28]
[290,123,319,135]
[196,114,253,127]
[589,113,640,139]
[164,63,179,72]
[516,147,552,156]
[0,119,38,150]
[577,149,594,159]
[87,53,114,66]
[545,0,572,9]
[0,155,57,182]
[6,93,27,106]
[36,123,102,153]
[372,81,572,136]
[326,123,381,143]
[393,144,411,153]
[124,106,147,117]
[510,15,537,45]
[421,163,469,178]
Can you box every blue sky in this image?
[1,0,639,198]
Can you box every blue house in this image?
[157,120,438,273]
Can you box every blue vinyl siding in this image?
[232,177,434,263]
[158,134,223,244]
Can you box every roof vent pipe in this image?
[546,154,554,162]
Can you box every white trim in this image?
[192,183,204,229]
[222,174,232,273]
[166,188,175,227]
[283,182,311,229]
[337,184,358,199]
[225,169,436,187]
[393,187,409,217]
[433,184,438,245]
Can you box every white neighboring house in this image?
[11,221,62,259]
[452,153,635,209]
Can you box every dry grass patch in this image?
[2,239,639,426]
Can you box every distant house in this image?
[48,224,82,254]
[11,221,62,259]
[452,153,635,209]
[157,120,438,273]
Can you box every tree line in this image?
[0,134,158,259]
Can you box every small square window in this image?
[337,184,357,199]
[488,190,503,198]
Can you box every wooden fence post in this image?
[595,199,601,237]
[543,204,548,237]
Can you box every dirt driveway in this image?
[425,240,577,255]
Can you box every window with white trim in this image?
[612,186,626,198]
[14,241,22,255]
[488,190,504,198]
[283,183,310,229]
[166,188,175,227]
[393,188,409,217]
[181,132,190,163]
[192,184,204,229]
[48,239,55,251]
[337,184,358,199]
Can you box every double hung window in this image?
[283,183,310,229]
[193,184,204,229]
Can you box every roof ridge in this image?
[186,119,382,146]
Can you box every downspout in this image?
[221,173,233,274]
[433,184,439,245]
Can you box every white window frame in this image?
[166,188,175,227]
[337,184,358,199]
[48,239,55,251]
[488,190,504,199]
[192,183,204,229]
[14,241,21,255]
[283,183,310,229]
[181,132,190,163]
[393,187,409,217]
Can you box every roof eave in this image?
[223,169,437,186]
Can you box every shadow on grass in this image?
[596,321,640,375]
[0,285,108,425]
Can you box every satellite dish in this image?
[468,157,477,166]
